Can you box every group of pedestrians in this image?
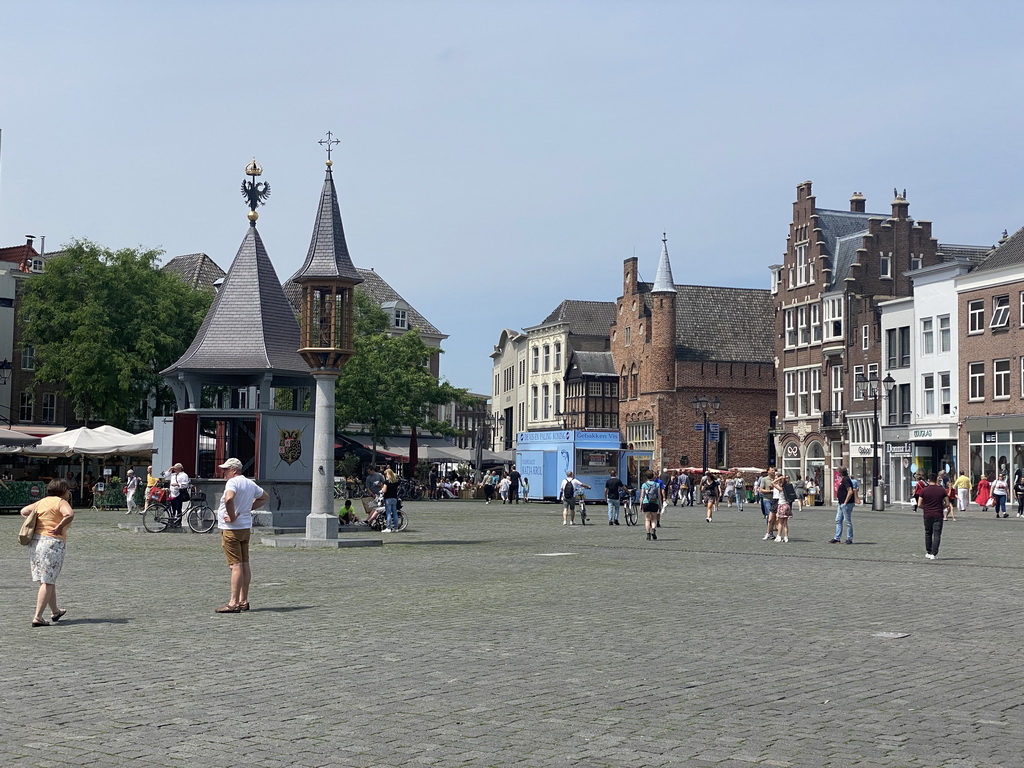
[20,458,267,626]
[481,466,528,504]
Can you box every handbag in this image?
[18,510,38,546]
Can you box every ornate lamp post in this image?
[291,133,364,539]
[855,372,896,511]
[475,412,494,476]
[691,395,721,474]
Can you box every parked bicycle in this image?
[143,484,216,533]
[397,478,423,501]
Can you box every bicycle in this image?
[397,478,423,501]
[622,490,638,526]
[144,485,215,533]
[576,491,588,525]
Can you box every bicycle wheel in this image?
[187,504,217,534]
[394,511,408,532]
[624,503,638,526]
[578,500,587,524]
[143,503,171,533]
[408,485,423,501]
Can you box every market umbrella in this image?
[0,428,41,447]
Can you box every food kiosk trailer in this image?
[515,430,652,502]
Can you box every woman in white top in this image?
[164,463,190,520]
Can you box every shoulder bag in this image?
[18,510,39,545]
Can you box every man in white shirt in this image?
[215,458,268,614]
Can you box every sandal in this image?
[31,618,49,627]
[215,604,241,613]
[51,609,67,623]
[238,602,250,612]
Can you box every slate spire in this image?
[651,233,676,294]
[288,161,363,286]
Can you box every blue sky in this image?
[2,1,1022,394]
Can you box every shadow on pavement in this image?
[248,606,316,613]
[59,618,130,625]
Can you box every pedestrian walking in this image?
[508,465,522,504]
[775,476,797,543]
[830,467,856,544]
[215,458,268,614]
[499,473,511,503]
[21,478,75,627]
[735,475,745,511]
[640,470,661,540]
[953,470,971,515]
[992,473,1010,518]
[521,475,530,503]
[143,464,158,511]
[700,473,720,522]
[124,469,140,515]
[1015,475,1024,517]
[916,472,951,560]
[605,468,624,525]
[560,471,590,525]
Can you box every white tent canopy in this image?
[20,426,154,457]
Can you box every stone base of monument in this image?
[259,534,382,548]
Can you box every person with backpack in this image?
[640,470,662,540]
[700,472,720,522]
[560,471,590,525]
[775,475,797,543]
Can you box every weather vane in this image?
[318,131,340,166]
[241,158,271,225]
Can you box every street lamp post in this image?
[855,372,896,511]
[690,395,721,474]
[475,412,494,476]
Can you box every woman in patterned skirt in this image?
[21,478,75,627]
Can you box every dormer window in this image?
[381,300,410,332]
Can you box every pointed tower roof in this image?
[651,234,676,294]
[161,225,311,383]
[288,162,363,286]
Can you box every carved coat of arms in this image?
[278,429,302,465]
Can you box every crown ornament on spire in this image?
[241,158,271,225]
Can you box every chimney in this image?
[850,192,866,213]
[891,188,909,220]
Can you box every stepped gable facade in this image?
[772,181,966,502]
[612,238,775,473]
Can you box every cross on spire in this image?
[318,131,340,164]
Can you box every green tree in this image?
[336,292,470,461]
[19,239,211,428]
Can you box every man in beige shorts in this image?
[215,458,268,614]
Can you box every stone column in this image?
[305,372,339,539]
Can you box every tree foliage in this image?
[19,239,212,428]
[336,291,470,448]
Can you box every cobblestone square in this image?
[1,499,1021,767]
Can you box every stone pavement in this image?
[2,497,1023,767]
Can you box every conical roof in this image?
[652,235,676,294]
[162,226,310,379]
[288,166,363,285]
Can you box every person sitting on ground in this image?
[339,499,360,524]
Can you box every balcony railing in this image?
[821,410,846,429]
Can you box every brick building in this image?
[956,227,1024,482]
[612,237,775,474]
[770,182,977,503]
